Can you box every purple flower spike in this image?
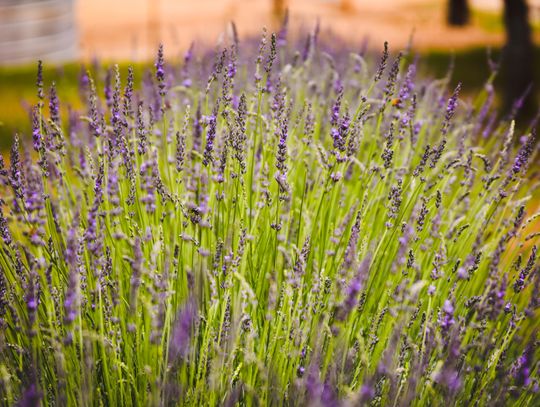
[36,60,44,102]
[439,299,455,335]
[155,43,166,96]
[397,62,416,108]
[202,104,219,167]
[0,206,12,247]
[512,130,535,175]
[513,340,534,387]
[441,82,462,136]
[64,215,80,326]
[31,107,42,152]
[514,245,537,293]
[123,66,134,119]
[49,82,60,125]
[337,254,372,320]
[374,41,389,82]
[18,383,41,407]
[169,299,197,361]
[203,105,219,166]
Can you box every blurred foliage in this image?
[0,63,148,151]
[1,46,539,152]
[422,46,540,120]
[471,7,540,34]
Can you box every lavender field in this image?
[0,23,539,406]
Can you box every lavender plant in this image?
[0,25,539,406]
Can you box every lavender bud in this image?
[374,42,389,82]
[49,82,60,125]
[155,43,166,97]
[202,104,219,167]
[36,60,44,103]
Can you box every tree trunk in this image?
[503,0,535,116]
[272,0,286,19]
[447,0,470,26]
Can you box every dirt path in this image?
[77,0,540,61]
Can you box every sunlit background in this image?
[1,0,539,147]
[2,0,540,63]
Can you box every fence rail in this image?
[0,0,76,65]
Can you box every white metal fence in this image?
[0,0,77,65]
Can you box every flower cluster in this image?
[0,25,539,407]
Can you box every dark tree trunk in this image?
[447,0,470,26]
[503,0,535,116]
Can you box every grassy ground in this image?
[1,46,539,151]
[0,63,148,151]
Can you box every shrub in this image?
[0,25,539,406]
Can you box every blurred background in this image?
[0,0,539,148]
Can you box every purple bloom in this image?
[129,237,144,311]
[511,130,535,175]
[155,43,166,96]
[193,103,203,152]
[514,245,537,293]
[18,383,41,407]
[383,52,403,105]
[0,154,7,186]
[123,66,134,119]
[381,122,395,169]
[342,212,362,271]
[140,158,157,213]
[36,60,44,102]
[337,255,371,320]
[49,82,60,125]
[397,62,416,107]
[263,33,277,92]
[25,267,40,335]
[232,93,247,171]
[413,144,431,177]
[274,112,290,196]
[434,367,462,393]
[359,383,375,402]
[169,299,197,360]
[181,42,195,86]
[136,101,147,155]
[374,41,389,82]
[88,73,104,138]
[513,341,534,387]
[64,214,80,326]
[104,68,113,109]
[202,104,219,167]
[330,88,350,159]
[292,237,311,287]
[439,299,455,335]
[9,136,24,212]
[0,206,12,247]
[31,106,42,152]
[85,162,104,255]
[301,20,320,62]
[386,178,403,228]
[441,82,462,137]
